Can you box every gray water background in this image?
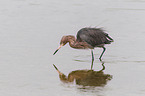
[0,0,145,96]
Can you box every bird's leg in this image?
[91,50,94,70]
[99,47,106,61]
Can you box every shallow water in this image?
[0,0,145,96]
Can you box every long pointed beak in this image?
[53,64,63,75]
[53,44,63,55]
[53,64,59,71]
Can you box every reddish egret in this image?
[53,28,114,69]
[53,64,112,86]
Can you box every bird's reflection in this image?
[53,63,112,86]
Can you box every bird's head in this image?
[53,35,75,55]
[60,36,69,45]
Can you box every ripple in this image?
[107,8,145,11]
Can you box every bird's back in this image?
[76,28,113,47]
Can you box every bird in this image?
[53,27,114,69]
[53,64,112,86]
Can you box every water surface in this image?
[0,0,145,96]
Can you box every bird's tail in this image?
[106,34,114,42]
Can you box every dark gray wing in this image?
[76,28,113,47]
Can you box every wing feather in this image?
[76,28,112,47]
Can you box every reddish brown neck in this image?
[68,38,93,49]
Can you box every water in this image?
[0,0,145,96]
